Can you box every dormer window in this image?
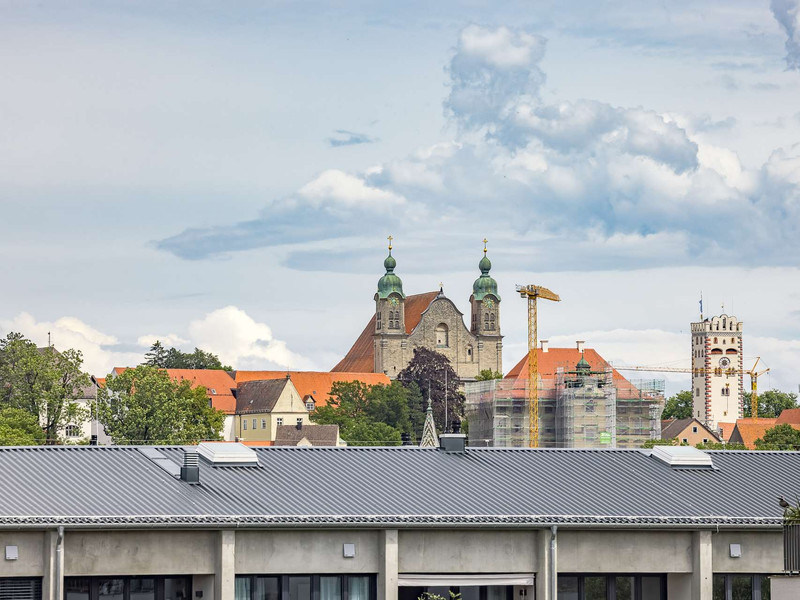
[305,399,315,411]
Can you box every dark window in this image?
[712,574,771,600]
[0,578,42,600]
[236,576,375,600]
[557,575,665,600]
[63,577,190,600]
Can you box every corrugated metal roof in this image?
[0,446,796,528]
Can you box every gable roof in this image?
[777,408,800,424]
[718,422,735,442]
[0,445,798,528]
[505,348,642,398]
[111,367,237,414]
[274,424,340,447]
[661,418,719,442]
[729,418,782,449]
[234,371,390,407]
[236,379,291,414]
[332,291,439,373]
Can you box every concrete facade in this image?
[692,314,745,431]
[0,526,785,600]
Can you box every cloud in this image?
[328,130,377,147]
[188,306,312,370]
[771,0,800,70]
[1,307,312,375]
[155,24,800,270]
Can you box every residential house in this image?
[727,418,788,449]
[660,417,720,446]
[0,440,797,600]
[234,377,310,443]
[274,423,345,447]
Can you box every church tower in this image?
[470,240,503,373]
[691,312,744,431]
[373,237,406,373]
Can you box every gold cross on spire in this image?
[387,235,393,252]
[483,238,488,254]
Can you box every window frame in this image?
[63,575,191,600]
[234,574,376,600]
[557,573,666,600]
[712,573,772,600]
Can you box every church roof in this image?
[332,291,439,373]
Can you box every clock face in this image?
[720,357,731,368]
[390,297,399,306]
[484,298,494,308]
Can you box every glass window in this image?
[98,579,124,600]
[261,419,267,429]
[277,418,283,426]
[252,419,257,429]
[584,577,606,600]
[640,577,662,600]
[288,577,311,600]
[243,420,247,430]
[320,577,341,600]
[348,577,370,600]
[614,577,633,600]
[129,578,155,600]
[236,577,252,600]
[165,578,189,600]
[713,575,725,600]
[558,577,579,600]
[254,577,280,600]
[486,587,507,600]
[66,578,90,600]
[732,576,753,600]
[760,576,771,600]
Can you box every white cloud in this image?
[298,169,405,208]
[188,306,313,370]
[137,333,189,348]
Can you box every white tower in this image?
[691,313,744,430]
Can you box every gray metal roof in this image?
[0,445,797,529]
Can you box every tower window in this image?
[489,313,496,331]
[435,323,449,347]
[376,312,382,329]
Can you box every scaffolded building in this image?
[465,351,664,449]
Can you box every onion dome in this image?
[472,240,500,301]
[576,353,591,373]
[377,241,405,299]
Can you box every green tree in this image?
[475,369,503,381]
[341,421,402,447]
[398,348,464,434]
[743,389,798,418]
[661,390,693,420]
[694,441,747,450]
[0,332,90,444]
[0,407,46,445]
[142,341,233,371]
[754,423,800,450]
[96,365,225,444]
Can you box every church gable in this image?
[410,296,475,346]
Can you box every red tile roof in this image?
[111,367,237,414]
[777,408,800,424]
[728,418,787,449]
[234,371,390,407]
[505,348,642,398]
[332,291,439,373]
[717,422,736,442]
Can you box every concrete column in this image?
[216,530,236,600]
[42,530,59,600]
[535,529,551,600]
[692,530,713,600]
[378,529,398,600]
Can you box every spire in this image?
[419,393,438,447]
[472,238,500,301]
[377,235,405,299]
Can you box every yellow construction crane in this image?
[516,284,561,448]
[615,358,770,419]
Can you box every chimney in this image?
[439,420,466,453]
[180,449,200,485]
[576,340,585,353]
[296,421,302,431]
[540,340,549,353]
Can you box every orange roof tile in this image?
[111,367,237,414]
[332,291,439,373]
[729,418,787,449]
[234,371,390,407]
[505,348,642,398]
[717,422,735,442]
[777,408,800,424]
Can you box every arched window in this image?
[484,314,490,330]
[489,313,496,331]
[435,323,449,347]
[376,312,382,330]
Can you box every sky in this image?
[1,0,799,397]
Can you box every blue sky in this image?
[1,0,799,395]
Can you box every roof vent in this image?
[650,445,714,469]
[197,442,259,467]
[180,449,200,484]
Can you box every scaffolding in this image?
[465,373,665,449]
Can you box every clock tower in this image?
[373,237,406,373]
[691,312,744,431]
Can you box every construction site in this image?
[465,346,665,449]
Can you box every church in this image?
[332,240,503,380]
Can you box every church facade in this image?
[332,243,503,381]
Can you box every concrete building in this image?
[333,242,502,380]
[0,440,796,600]
[691,314,745,430]
[467,343,664,448]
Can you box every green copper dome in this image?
[472,247,500,302]
[576,354,591,372]
[377,248,405,299]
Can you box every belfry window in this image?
[489,313,496,331]
[376,312,382,330]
